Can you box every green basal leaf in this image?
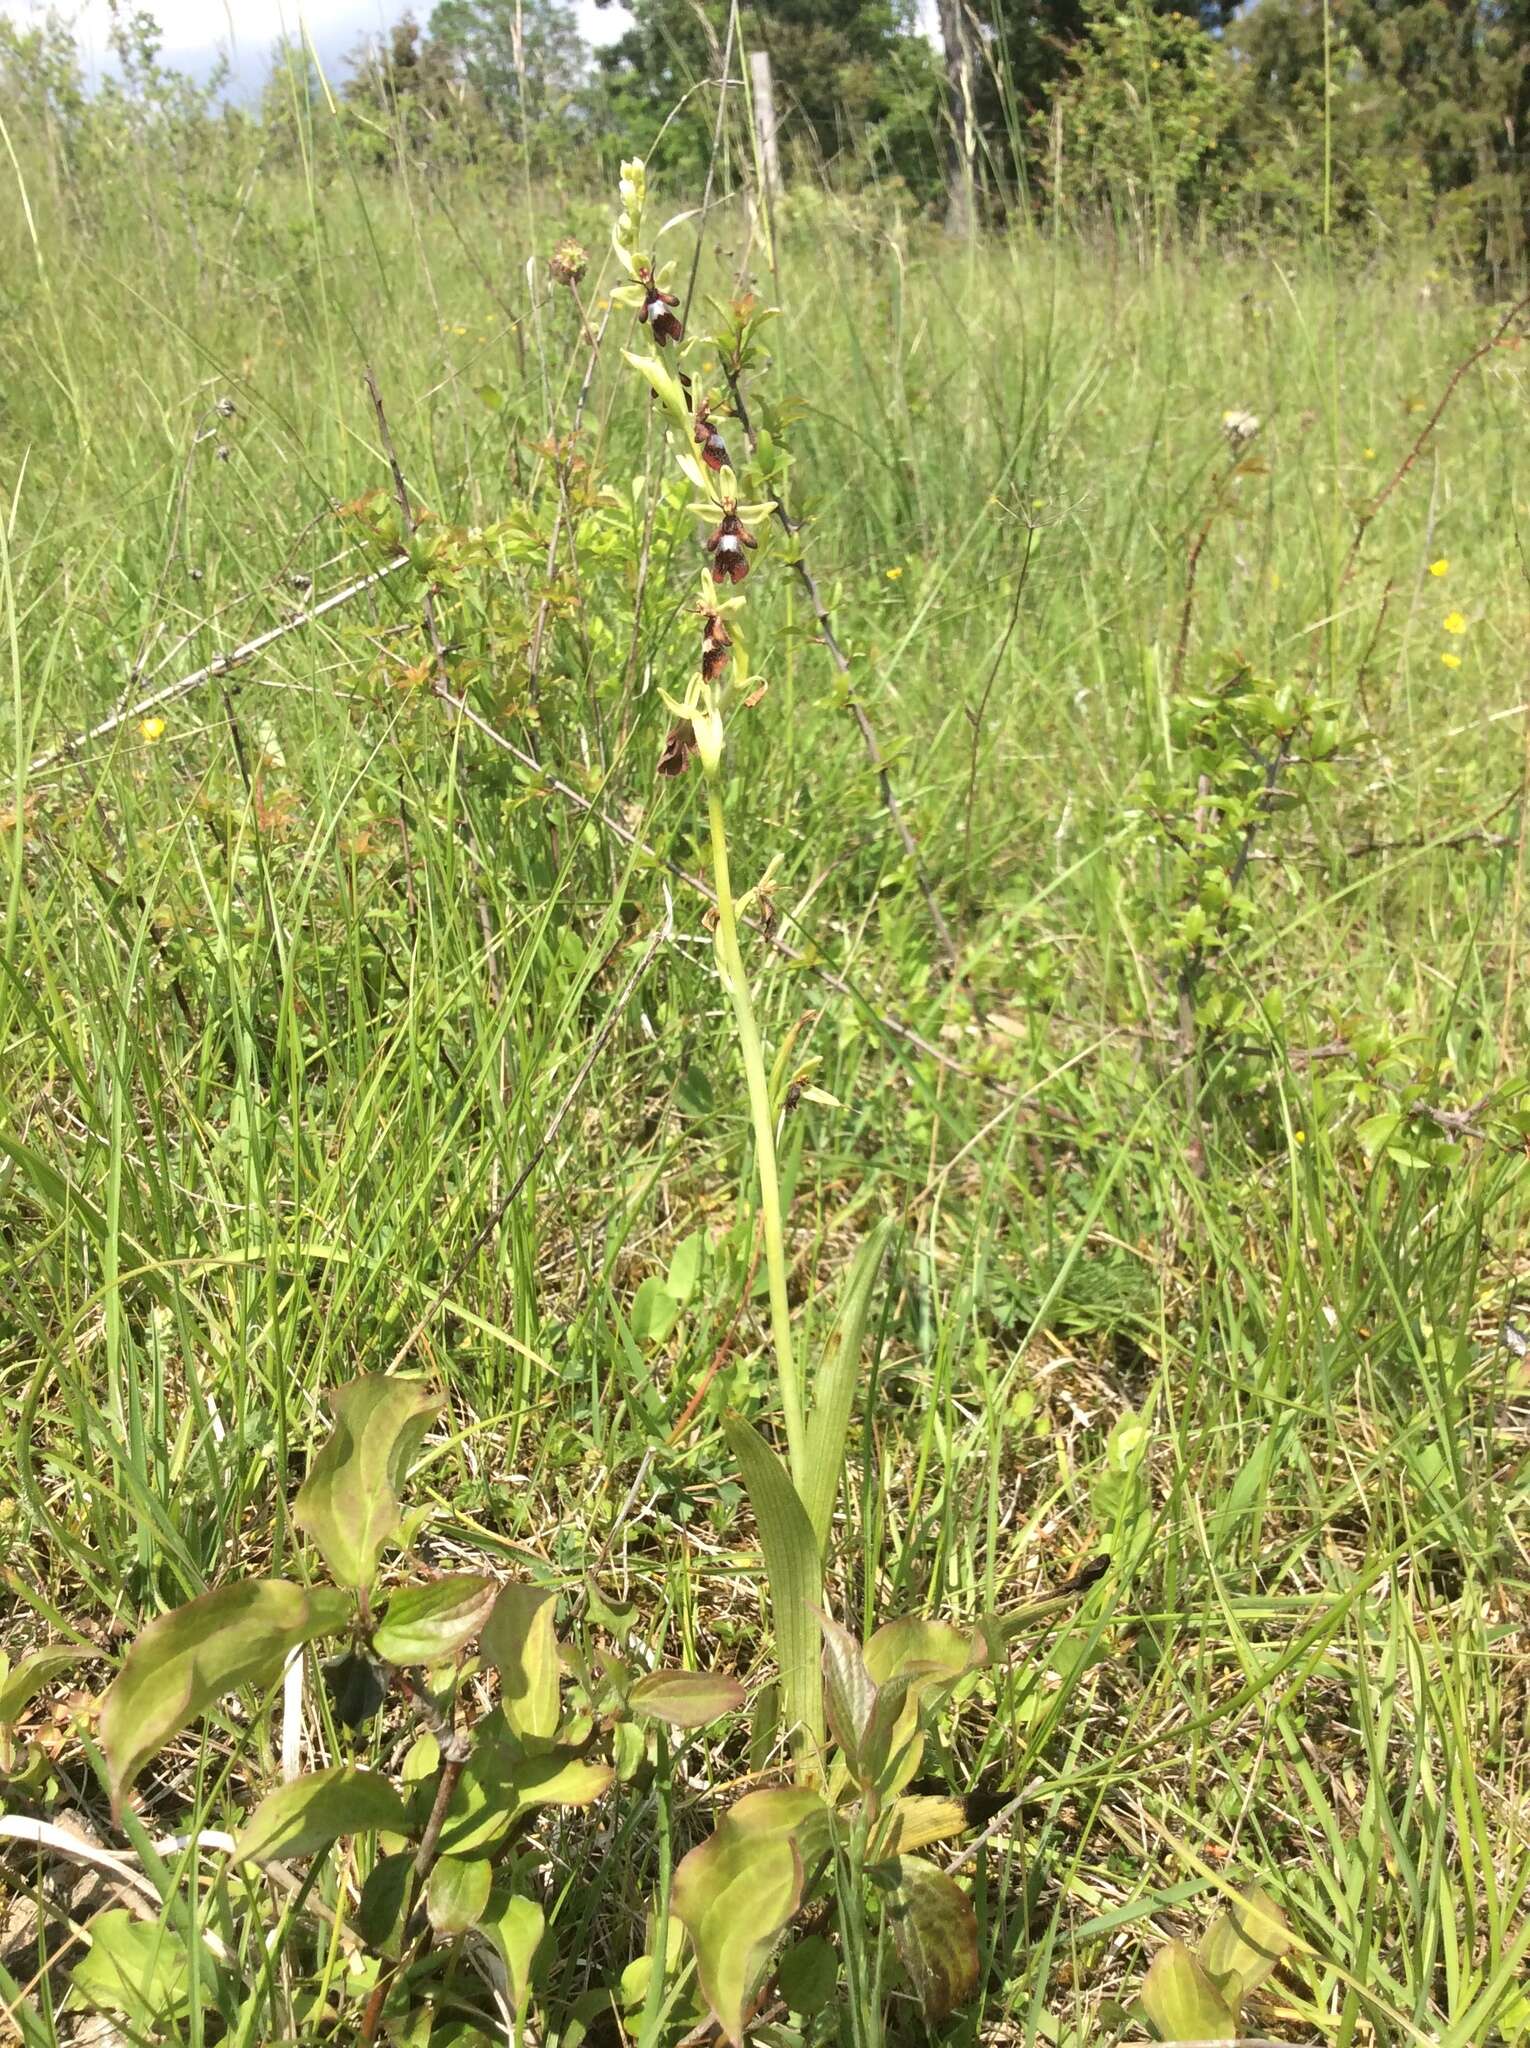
[70,1910,191,2028]
[724,1416,823,1757]
[483,1584,561,1743]
[292,1375,442,1593]
[99,1579,349,1818]
[1141,1940,1240,2042]
[800,1221,895,1552]
[234,1763,409,1865]
[426,1854,493,1937]
[629,1668,745,1727]
[885,1856,979,2024]
[672,1787,822,2046]
[372,1575,498,1665]
[1197,1886,1292,2001]
[0,1646,92,1729]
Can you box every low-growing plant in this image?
[1136,1885,1295,2043]
[79,1374,746,2042]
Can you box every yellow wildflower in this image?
[1363,446,1376,460]
[1443,610,1467,634]
[885,566,903,581]
[1428,558,1448,577]
[1440,651,1462,669]
[139,716,166,743]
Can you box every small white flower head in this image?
[1221,407,1261,448]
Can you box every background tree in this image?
[428,0,587,133]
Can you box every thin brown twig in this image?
[1340,288,1530,588]
[26,556,410,779]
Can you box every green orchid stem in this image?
[705,773,807,1491]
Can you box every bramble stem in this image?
[704,776,806,1488]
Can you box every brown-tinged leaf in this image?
[874,1794,969,1857]
[292,1376,442,1592]
[629,1668,745,1727]
[373,1575,498,1665]
[886,1856,978,2024]
[671,1788,820,2046]
[99,1580,349,1818]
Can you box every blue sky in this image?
[0,0,632,101]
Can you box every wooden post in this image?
[750,49,782,199]
[936,0,976,236]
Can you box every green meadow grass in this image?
[2,125,1529,2046]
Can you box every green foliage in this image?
[292,1376,443,1596]
[1140,1887,1294,2039]
[99,1581,349,1818]
[1052,8,1237,227]
[234,1764,411,1865]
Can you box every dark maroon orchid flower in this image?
[637,268,683,348]
[704,506,756,585]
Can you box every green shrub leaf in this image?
[482,1584,561,1743]
[482,1886,545,2019]
[426,1854,494,1936]
[672,1787,821,2045]
[234,1763,409,1865]
[629,1668,745,1726]
[292,1376,442,1592]
[373,1575,498,1665]
[99,1579,349,1818]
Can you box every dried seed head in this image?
[549,237,588,287]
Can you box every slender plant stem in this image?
[704,776,805,1486]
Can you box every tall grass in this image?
[2,112,1528,2045]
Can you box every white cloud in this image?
[0,0,630,99]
